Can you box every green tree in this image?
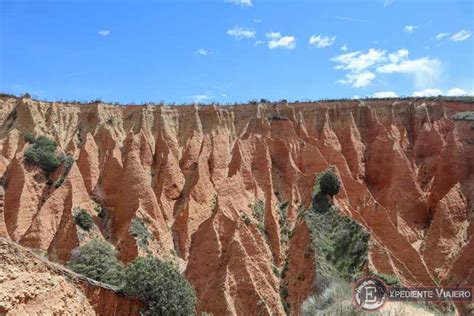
[68,239,124,287]
[123,256,196,315]
[318,168,341,196]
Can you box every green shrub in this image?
[74,208,94,231]
[24,133,36,144]
[24,135,61,174]
[123,256,196,315]
[68,239,124,287]
[130,217,152,249]
[54,176,65,188]
[306,206,368,281]
[317,168,341,196]
[53,155,74,188]
[251,199,265,223]
[278,201,290,244]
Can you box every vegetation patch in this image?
[54,155,74,188]
[123,256,196,315]
[74,208,94,231]
[302,168,369,314]
[301,279,356,315]
[278,201,290,244]
[306,204,368,281]
[24,135,62,175]
[250,199,265,233]
[130,217,152,250]
[68,239,124,287]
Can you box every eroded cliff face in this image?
[0,96,472,315]
[0,237,141,315]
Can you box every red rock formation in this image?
[0,96,472,314]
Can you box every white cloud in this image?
[254,40,264,46]
[331,49,385,87]
[436,30,472,42]
[185,94,212,103]
[447,88,469,96]
[331,49,386,71]
[98,30,110,36]
[227,26,256,39]
[340,44,348,51]
[332,48,441,89]
[450,30,471,42]
[309,35,336,48]
[384,0,394,7]
[371,91,398,98]
[266,32,281,39]
[337,72,376,88]
[412,89,442,97]
[435,32,450,40]
[266,32,295,49]
[388,49,408,63]
[254,18,261,23]
[335,16,367,23]
[376,52,441,88]
[225,0,252,7]
[195,48,208,56]
[404,25,417,33]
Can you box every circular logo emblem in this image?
[353,276,387,311]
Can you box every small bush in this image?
[130,217,151,249]
[317,168,341,196]
[54,176,65,188]
[24,133,36,144]
[52,155,74,188]
[74,208,94,231]
[68,239,124,286]
[24,135,61,174]
[123,256,196,315]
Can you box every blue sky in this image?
[0,0,473,104]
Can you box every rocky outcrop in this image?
[0,96,472,315]
[0,237,141,315]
